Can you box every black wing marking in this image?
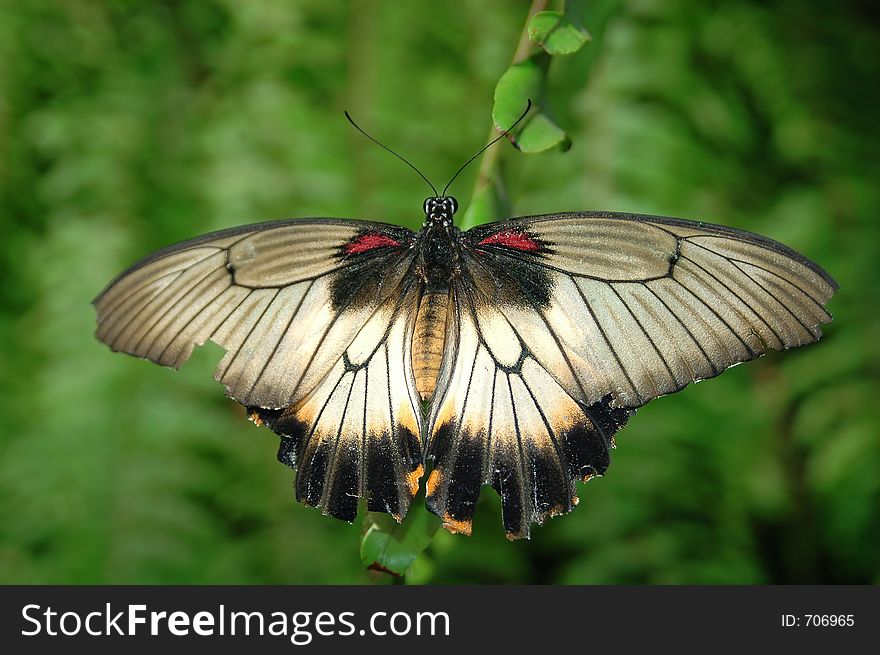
[462,211,837,410]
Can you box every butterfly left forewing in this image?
[94,218,416,408]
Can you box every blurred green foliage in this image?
[0,0,878,585]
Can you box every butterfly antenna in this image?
[344,110,439,197]
[440,98,532,197]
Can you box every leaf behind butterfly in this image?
[360,500,440,577]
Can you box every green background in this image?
[1,0,877,584]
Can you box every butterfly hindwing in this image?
[249,284,424,521]
[425,262,630,539]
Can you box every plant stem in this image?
[470,0,548,203]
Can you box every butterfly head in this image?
[423,196,458,227]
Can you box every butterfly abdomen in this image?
[413,291,449,401]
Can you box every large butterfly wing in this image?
[94,218,425,521]
[426,211,836,539]
[425,277,630,539]
[462,212,837,409]
[249,283,425,521]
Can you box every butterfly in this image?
[92,109,837,539]
[93,198,837,539]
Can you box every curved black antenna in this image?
[344,110,438,197]
[440,98,533,197]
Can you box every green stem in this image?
[465,0,549,225]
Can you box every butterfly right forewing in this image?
[460,211,836,410]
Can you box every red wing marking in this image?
[345,233,401,255]
[477,229,541,252]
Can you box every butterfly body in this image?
[412,290,450,401]
[94,201,837,539]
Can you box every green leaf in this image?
[492,57,544,129]
[517,112,572,153]
[360,502,441,577]
[528,10,591,56]
[492,56,571,153]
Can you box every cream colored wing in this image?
[425,278,631,540]
[95,218,425,522]
[461,211,837,410]
[94,218,417,409]
[425,211,836,539]
[250,285,424,522]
